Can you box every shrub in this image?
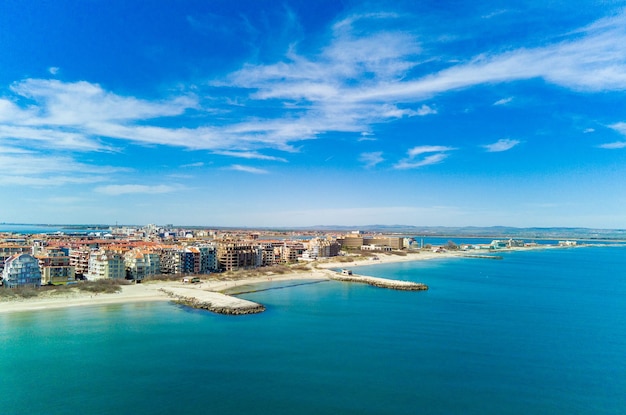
[78,279,128,294]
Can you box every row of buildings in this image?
[1,226,412,288]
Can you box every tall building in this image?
[2,253,42,288]
[124,249,160,281]
[87,250,125,280]
[36,247,75,285]
[69,247,91,277]
[198,244,218,273]
[216,242,260,271]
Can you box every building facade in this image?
[87,250,125,280]
[2,253,42,288]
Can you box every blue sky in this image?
[1,0,626,228]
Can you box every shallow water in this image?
[1,246,625,414]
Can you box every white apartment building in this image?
[87,250,125,280]
[124,249,161,281]
[2,253,42,288]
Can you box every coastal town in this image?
[0,224,580,289]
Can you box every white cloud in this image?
[228,164,269,174]
[394,153,450,169]
[0,153,126,188]
[359,151,384,168]
[407,145,456,157]
[358,132,377,141]
[3,11,626,163]
[48,67,60,75]
[482,138,521,152]
[395,145,456,169]
[95,184,179,195]
[583,128,595,133]
[180,162,205,168]
[610,122,626,135]
[416,104,437,115]
[598,141,626,149]
[493,97,513,106]
[213,150,288,162]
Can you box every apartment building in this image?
[124,249,160,281]
[0,244,31,273]
[36,247,76,285]
[216,242,260,271]
[198,244,218,273]
[2,253,42,288]
[69,247,91,277]
[304,238,340,259]
[87,249,125,280]
[158,247,181,274]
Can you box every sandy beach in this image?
[0,248,537,314]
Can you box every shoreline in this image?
[0,244,612,315]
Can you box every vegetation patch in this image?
[78,279,129,294]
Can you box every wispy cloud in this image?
[610,122,626,135]
[180,162,205,168]
[583,128,595,133]
[95,184,179,195]
[358,132,377,142]
[213,151,288,162]
[598,141,626,149]
[48,67,60,75]
[2,10,626,168]
[395,145,456,169]
[228,164,269,174]
[416,104,437,115]
[482,138,521,152]
[407,145,456,157]
[493,97,513,106]
[359,151,384,168]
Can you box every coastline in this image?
[0,245,599,315]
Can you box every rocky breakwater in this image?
[161,287,266,315]
[329,273,428,291]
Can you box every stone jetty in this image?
[329,272,428,291]
[160,287,266,315]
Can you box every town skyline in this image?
[2,1,626,228]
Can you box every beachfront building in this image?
[0,244,31,273]
[364,237,404,250]
[69,247,91,277]
[2,253,42,288]
[216,241,260,271]
[36,247,75,285]
[87,249,125,280]
[274,241,305,263]
[198,244,218,273]
[303,238,340,259]
[337,235,364,250]
[181,247,201,274]
[124,249,160,281]
[258,242,277,266]
[158,247,181,274]
[361,244,392,252]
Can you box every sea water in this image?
[1,246,625,415]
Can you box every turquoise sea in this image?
[1,246,625,414]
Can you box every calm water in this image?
[1,247,625,414]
